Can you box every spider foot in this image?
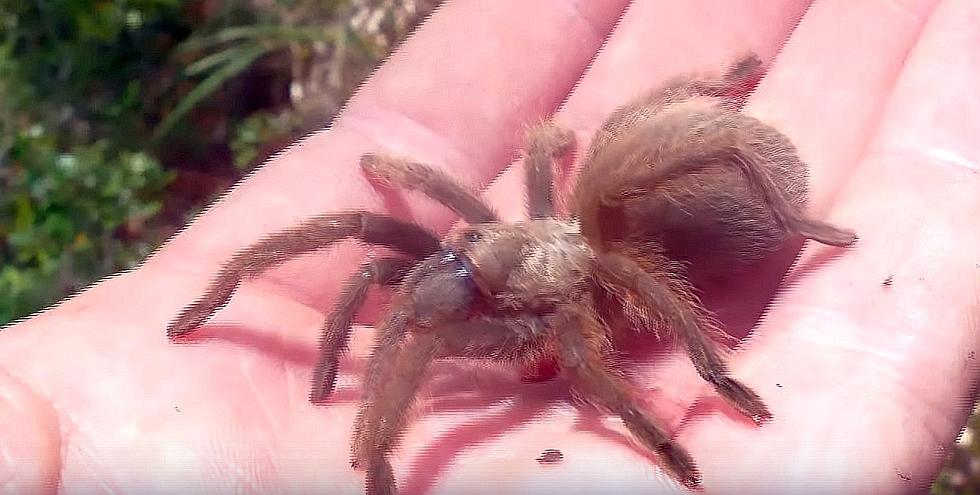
[795,219,859,248]
[658,440,702,489]
[309,365,339,404]
[715,375,773,426]
[166,304,211,339]
[360,153,435,193]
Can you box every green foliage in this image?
[0,0,395,325]
[932,411,980,495]
[230,109,305,170]
[0,0,400,325]
[0,130,172,322]
[1,0,187,140]
[0,0,183,324]
[153,22,342,140]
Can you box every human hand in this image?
[1,1,976,494]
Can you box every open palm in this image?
[1,1,977,494]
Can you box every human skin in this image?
[1,0,978,493]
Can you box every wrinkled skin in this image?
[0,0,977,494]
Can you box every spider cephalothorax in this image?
[167,54,857,494]
[449,219,594,310]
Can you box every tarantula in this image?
[167,55,857,493]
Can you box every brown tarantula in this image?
[167,55,857,493]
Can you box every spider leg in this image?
[346,239,557,494]
[353,316,440,495]
[524,122,575,219]
[316,255,539,404]
[586,54,765,161]
[551,301,701,488]
[594,252,771,425]
[360,153,497,224]
[646,53,764,110]
[604,129,858,247]
[310,256,415,403]
[167,211,439,338]
[352,312,544,495]
[347,245,490,494]
[661,52,763,110]
[352,312,546,495]
[718,53,766,108]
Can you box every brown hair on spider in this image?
[166,54,857,494]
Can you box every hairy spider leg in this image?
[436,315,545,360]
[166,211,439,338]
[595,252,771,424]
[523,122,575,219]
[353,316,548,495]
[360,154,498,225]
[350,248,488,495]
[356,314,549,493]
[584,54,766,164]
[355,320,440,495]
[311,256,416,403]
[551,301,701,488]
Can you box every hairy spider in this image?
[167,54,857,493]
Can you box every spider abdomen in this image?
[575,99,809,283]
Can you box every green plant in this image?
[933,409,980,495]
[1,131,172,322]
[230,109,306,170]
[0,0,438,325]
[0,0,183,324]
[153,22,344,140]
[153,2,381,142]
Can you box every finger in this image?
[746,0,942,210]
[695,0,979,493]
[484,0,815,220]
[693,0,943,339]
[146,0,630,312]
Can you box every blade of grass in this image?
[153,44,269,142]
[184,41,284,76]
[178,25,340,52]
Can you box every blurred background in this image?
[0,1,973,492]
[0,0,437,324]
